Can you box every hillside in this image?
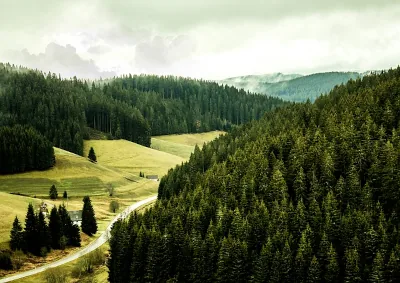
[219,73,302,90]
[0,193,41,247]
[83,140,185,177]
[221,71,365,102]
[0,63,287,160]
[151,131,225,159]
[109,67,400,282]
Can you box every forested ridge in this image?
[0,125,55,173]
[0,63,287,157]
[108,67,400,282]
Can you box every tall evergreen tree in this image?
[10,216,24,251]
[49,206,61,249]
[24,203,39,255]
[81,196,97,236]
[88,147,97,162]
[49,184,58,200]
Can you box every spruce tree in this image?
[24,203,39,255]
[10,216,24,251]
[49,206,61,249]
[307,255,321,283]
[69,224,81,247]
[63,190,68,199]
[82,196,97,236]
[88,147,97,162]
[37,210,51,255]
[49,184,58,200]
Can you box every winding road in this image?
[0,195,157,283]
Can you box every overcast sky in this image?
[0,0,399,80]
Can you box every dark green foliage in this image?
[108,68,400,282]
[63,190,68,199]
[58,204,81,247]
[49,206,62,249]
[49,185,58,200]
[0,125,54,174]
[0,251,13,270]
[82,196,97,236]
[24,203,39,255]
[10,216,24,251]
[0,63,287,159]
[88,147,97,163]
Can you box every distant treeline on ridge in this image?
[0,63,287,159]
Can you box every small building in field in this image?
[68,210,83,227]
[146,175,159,181]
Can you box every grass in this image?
[0,140,169,251]
[0,193,41,247]
[153,131,225,147]
[84,140,185,177]
[0,132,220,281]
[151,131,225,160]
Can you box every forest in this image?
[108,68,400,282]
[0,63,287,158]
[0,125,55,174]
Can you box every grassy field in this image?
[151,131,224,160]
[0,132,221,281]
[84,140,185,177]
[0,140,172,250]
[0,193,41,248]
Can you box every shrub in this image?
[43,267,67,283]
[0,251,13,270]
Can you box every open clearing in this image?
[151,131,225,159]
[0,132,222,281]
[0,193,41,248]
[0,141,169,251]
[83,140,185,177]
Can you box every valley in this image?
[0,131,222,282]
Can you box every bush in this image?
[0,251,12,270]
[43,267,67,283]
[75,248,106,275]
[12,250,26,270]
[109,200,120,213]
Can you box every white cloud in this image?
[0,1,399,79]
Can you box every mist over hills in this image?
[219,71,376,102]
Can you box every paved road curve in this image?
[0,195,157,283]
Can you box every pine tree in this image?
[369,251,384,283]
[88,147,97,162]
[24,203,39,255]
[49,206,61,249]
[307,255,321,283]
[344,248,361,283]
[63,190,68,199]
[69,224,81,247]
[37,211,51,255]
[10,216,24,251]
[49,184,58,200]
[81,196,97,236]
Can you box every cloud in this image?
[7,42,116,79]
[134,35,196,72]
[87,45,111,55]
[0,1,400,79]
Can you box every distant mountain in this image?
[220,71,365,102]
[219,73,303,93]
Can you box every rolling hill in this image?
[220,71,369,102]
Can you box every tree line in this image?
[0,125,55,174]
[10,203,80,256]
[108,67,400,282]
[0,63,287,159]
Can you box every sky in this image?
[0,0,399,80]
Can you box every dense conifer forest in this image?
[0,63,287,158]
[0,125,55,174]
[108,68,400,282]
